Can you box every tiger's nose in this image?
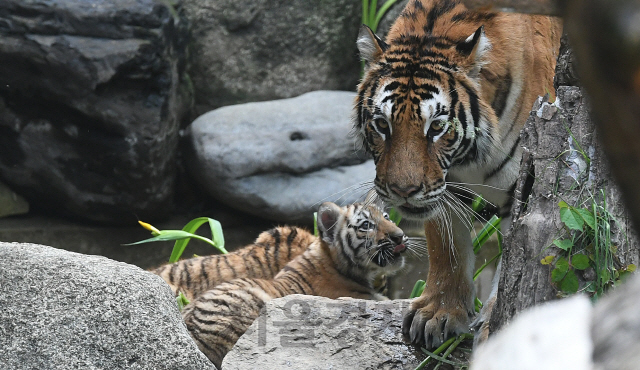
[389,184,421,198]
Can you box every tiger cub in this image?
[151,226,315,301]
[182,201,407,367]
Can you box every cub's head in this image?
[316,201,407,279]
[354,3,498,220]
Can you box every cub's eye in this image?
[359,221,375,231]
[383,212,390,220]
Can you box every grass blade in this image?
[410,279,426,298]
[169,217,227,263]
[473,215,501,254]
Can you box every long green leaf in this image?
[169,217,227,263]
[369,0,378,30]
[373,0,399,31]
[473,215,501,254]
[123,230,195,245]
[409,279,426,298]
[362,0,369,26]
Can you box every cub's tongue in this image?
[393,244,406,254]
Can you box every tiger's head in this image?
[316,201,407,281]
[354,1,499,220]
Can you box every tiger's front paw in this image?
[402,288,474,348]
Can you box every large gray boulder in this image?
[188,91,375,223]
[183,0,361,115]
[0,242,215,370]
[223,295,425,370]
[472,273,640,370]
[0,0,192,223]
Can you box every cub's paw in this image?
[402,292,473,348]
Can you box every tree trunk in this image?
[489,37,640,331]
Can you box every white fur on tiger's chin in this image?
[471,295,593,370]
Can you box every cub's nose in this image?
[389,232,405,246]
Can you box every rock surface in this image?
[188,91,375,223]
[183,0,361,115]
[473,273,640,370]
[472,295,594,370]
[0,0,192,223]
[592,273,640,370]
[0,181,28,217]
[0,242,215,370]
[223,295,425,370]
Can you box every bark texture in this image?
[489,43,640,330]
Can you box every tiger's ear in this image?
[357,25,387,68]
[317,202,342,244]
[456,26,491,79]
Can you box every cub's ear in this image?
[317,202,343,244]
[357,25,388,68]
[456,26,491,78]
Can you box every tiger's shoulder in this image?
[151,225,314,301]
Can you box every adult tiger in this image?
[354,0,561,347]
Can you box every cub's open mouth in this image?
[393,244,406,254]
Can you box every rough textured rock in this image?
[223,295,425,370]
[0,0,192,223]
[188,91,375,223]
[0,180,28,217]
[592,273,640,370]
[184,0,361,115]
[473,273,640,370]
[472,295,593,370]
[0,242,215,370]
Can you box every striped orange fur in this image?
[181,201,408,367]
[355,0,561,347]
[151,226,315,301]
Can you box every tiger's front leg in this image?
[403,210,476,348]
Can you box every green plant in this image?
[414,333,473,370]
[127,218,227,311]
[176,291,190,311]
[127,218,227,263]
[362,0,399,33]
[542,195,635,298]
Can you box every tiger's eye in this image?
[375,119,388,129]
[431,120,445,131]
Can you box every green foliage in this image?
[409,279,426,299]
[388,207,402,225]
[313,212,319,236]
[545,194,635,298]
[414,333,474,370]
[126,218,228,262]
[362,0,400,33]
[472,215,501,254]
[176,291,190,311]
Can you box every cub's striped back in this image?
[152,226,314,301]
[182,201,408,367]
